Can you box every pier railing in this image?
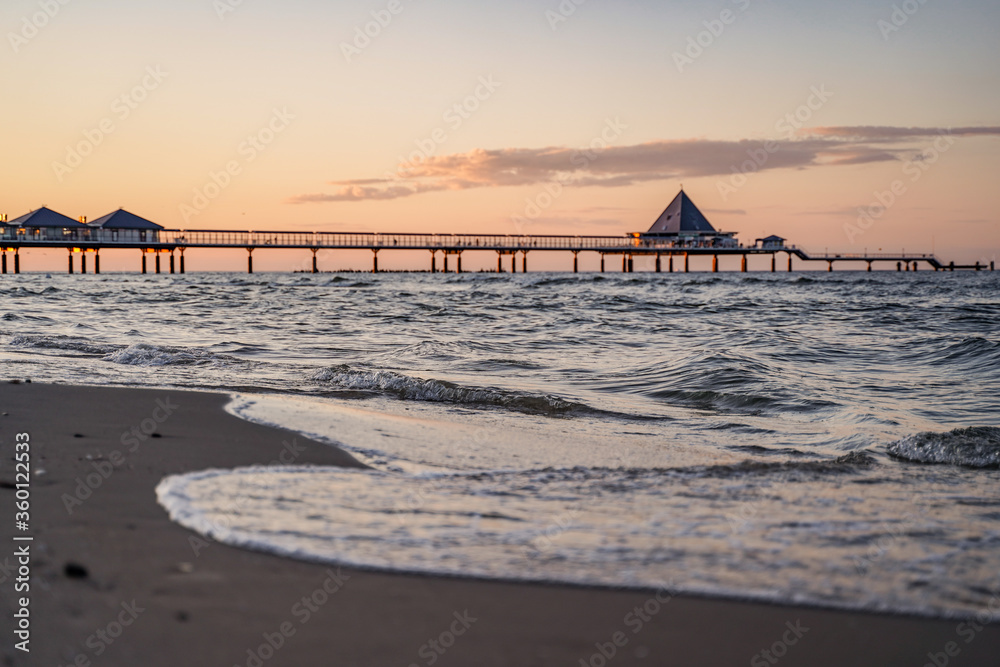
[1,228,763,252]
[2,226,990,274]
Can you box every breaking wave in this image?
[8,334,121,356]
[887,427,1000,468]
[103,344,248,368]
[311,364,587,416]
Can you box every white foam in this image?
[103,343,244,368]
[888,427,1000,468]
[156,458,1000,620]
[311,365,582,414]
[224,392,725,473]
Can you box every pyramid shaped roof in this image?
[7,207,86,228]
[88,209,163,230]
[647,191,717,234]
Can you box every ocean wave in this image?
[155,452,997,620]
[600,353,836,415]
[11,335,253,368]
[311,364,587,416]
[929,337,1000,368]
[887,427,1000,468]
[9,334,121,356]
[365,340,503,363]
[526,276,583,288]
[102,343,248,368]
[649,388,806,413]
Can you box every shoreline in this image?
[2,382,998,666]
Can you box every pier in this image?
[3,228,991,275]
[1,194,993,275]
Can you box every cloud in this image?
[288,126,1000,204]
[805,126,1000,141]
[704,208,748,215]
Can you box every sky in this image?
[2,0,998,271]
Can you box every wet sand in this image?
[1,382,997,666]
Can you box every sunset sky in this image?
[2,0,998,271]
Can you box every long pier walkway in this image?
[1,229,994,274]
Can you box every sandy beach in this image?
[1,381,998,667]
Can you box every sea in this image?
[2,270,999,619]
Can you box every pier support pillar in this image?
[311,249,318,274]
[896,261,902,272]
[372,250,379,273]
[828,261,833,272]
[430,251,437,273]
[655,254,661,273]
[169,252,175,274]
[521,251,527,273]
[497,253,503,274]
[511,253,516,273]
[913,262,918,272]
[600,255,605,273]
[771,255,776,273]
[628,256,633,273]
[684,253,690,273]
[81,253,86,274]
[787,253,793,272]
[867,261,872,272]
[94,251,100,275]
[155,252,162,274]
[573,251,579,274]
[712,255,718,273]
[180,250,186,274]
[142,251,147,274]
[741,255,747,273]
[68,251,74,274]
[457,252,463,274]
[992,261,995,271]
[622,255,628,273]
[246,249,253,274]
[14,251,20,274]
[669,255,674,273]
[1,252,6,274]
[443,254,449,273]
